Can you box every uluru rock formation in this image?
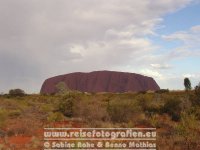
[40,71,160,94]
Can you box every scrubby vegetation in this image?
[58,94,74,117]
[161,98,182,121]
[0,88,200,149]
[8,89,26,97]
[155,89,169,94]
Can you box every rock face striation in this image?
[40,71,160,94]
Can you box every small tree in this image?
[9,89,25,97]
[58,95,74,117]
[195,82,200,96]
[161,99,182,121]
[184,78,192,91]
[194,82,200,105]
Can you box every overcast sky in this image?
[0,0,200,93]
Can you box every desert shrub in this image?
[161,99,182,121]
[107,99,140,123]
[74,98,109,125]
[137,96,162,126]
[149,114,161,128]
[30,136,41,149]
[58,95,74,117]
[40,104,54,113]
[187,106,200,120]
[138,91,147,94]
[8,109,22,118]
[137,96,160,116]
[0,109,8,127]
[47,112,65,122]
[137,97,149,111]
[136,93,154,109]
[175,112,200,149]
[145,105,161,117]
[195,83,200,96]
[9,88,25,97]
[0,144,5,149]
[155,89,169,94]
[190,83,200,106]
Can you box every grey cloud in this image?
[0,0,193,93]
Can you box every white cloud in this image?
[140,69,163,79]
[182,73,200,80]
[151,64,172,69]
[163,25,200,58]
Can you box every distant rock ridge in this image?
[40,70,160,94]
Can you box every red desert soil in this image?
[7,136,32,145]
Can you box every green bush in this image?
[47,112,65,122]
[40,104,54,113]
[8,109,22,118]
[145,105,160,117]
[74,98,109,124]
[58,95,74,117]
[155,89,169,94]
[149,114,161,128]
[195,83,200,96]
[192,83,200,105]
[107,99,140,123]
[137,96,160,115]
[175,112,200,149]
[9,88,25,97]
[161,99,182,121]
[138,91,147,94]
